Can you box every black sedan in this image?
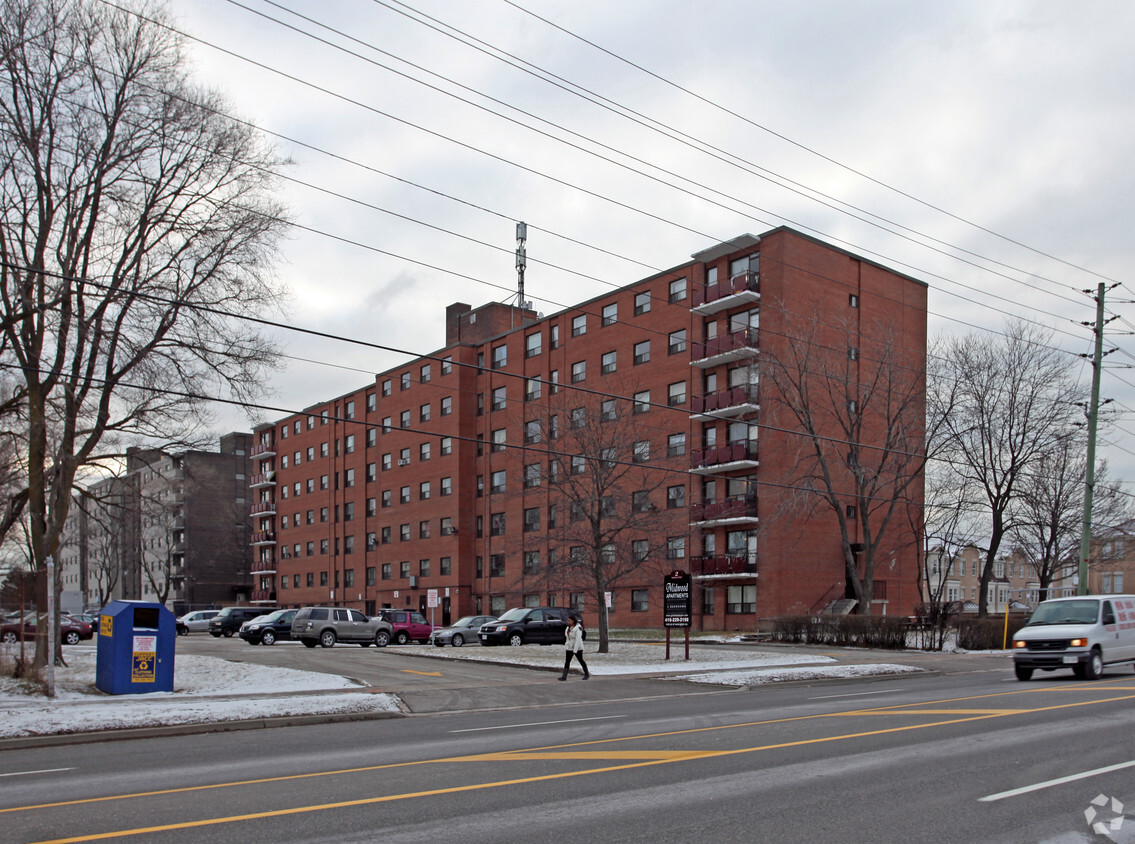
[239,609,297,645]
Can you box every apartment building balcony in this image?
[250,499,277,517]
[251,530,276,546]
[691,554,758,578]
[250,559,277,574]
[691,271,760,315]
[250,590,276,604]
[690,385,760,420]
[690,496,758,526]
[690,441,759,474]
[690,328,758,368]
[170,541,185,556]
[249,471,277,488]
[250,441,276,459]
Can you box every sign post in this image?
[664,570,692,661]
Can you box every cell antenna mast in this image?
[516,221,527,305]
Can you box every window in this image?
[441,476,452,496]
[634,291,651,315]
[344,434,355,454]
[420,363,431,383]
[381,563,391,580]
[601,399,616,421]
[492,428,507,452]
[490,554,506,577]
[400,447,411,464]
[570,502,585,522]
[571,360,586,383]
[440,517,454,536]
[727,584,756,614]
[420,481,431,500]
[382,379,392,397]
[400,486,411,504]
[440,396,453,417]
[669,329,686,354]
[400,561,411,578]
[550,324,559,349]
[344,502,355,521]
[419,559,431,578]
[633,390,650,414]
[633,491,651,512]
[633,539,649,561]
[526,332,542,357]
[401,372,411,390]
[398,524,410,542]
[633,440,650,463]
[420,442,431,461]
[571,455,586,475]
[381,417,392,434]
[366,428,376,448]
[571,314,587,336]
[849,294,859,308]
[669,278,687,302]
[668,381,687,406]
[634,340,650,365]
[419,520,430,539]
[667,536,686,559]
[632,589,649,612]
[400,410,410,428]
[492,344,507,369]
[525,463,541,488]
[667,485,686,509]
[849,347,859,361]
[492,386,507,411]
[367,393,376,413]
[381,490,391,508]
[524,507,540,532]
[320,507,328,522]
[381,526,390,544]
[601,350,617,374]
[491,470,506,494]
[571,407,586,428]
[440,557,451,576]
[525,378,541,402]
[420,403,431,422]
[549,369,559,394]
[668,433,687,456]
[490,513,506,536]
[441,356,452,375]
[525,420,542,444]
[440,437,452,455]
[524,551,540,574]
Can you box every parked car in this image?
[177,610,220,636]
[430,615,497,647]
[207,606,267,638]
[69,612,100,634]
[239,609,297,645]
[291,606,393,648]
[375,609,435,645]
[1,612,93,645]
[479,607,583,647]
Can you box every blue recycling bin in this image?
[95,600,177,695]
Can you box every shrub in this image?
[769,615,909,649]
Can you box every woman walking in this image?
[559,616,589,680]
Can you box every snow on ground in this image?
[0,640,925,739]
[0,645,400,739]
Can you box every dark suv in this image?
[291,607,393,648]
[479,607,582,647]
[208,606,267,638]
[239,609,297,645]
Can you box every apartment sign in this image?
[664,571,692,628]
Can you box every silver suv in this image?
[291,607,393,648]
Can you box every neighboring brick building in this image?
[250,227,928,630]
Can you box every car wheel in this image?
[374,630,391,648]
[222,628,234,638]
[395,631,409,645]
[508,633,524,647]
[1,631,17,644]
[1014,664,1033,681]
[261,630,276,646]
[302,639,317,648]
[319,630,337,648]
[62,630,80,645]
[1084,649,1104,680]
[451,633,464,647]
[177,627,188,637]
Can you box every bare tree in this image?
[935,320,1082,615]
[1012,434,1131,600]
[763,309,933,614]
[0,0,289,670]
[530,386,679,652]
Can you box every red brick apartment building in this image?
[249,227,927,631]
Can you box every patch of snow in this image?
[674,663,924,686]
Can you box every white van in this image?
[1011,595,1135,681]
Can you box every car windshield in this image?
[1026,600,1099,626]
[496,608,528,622]
[451,616,477,627]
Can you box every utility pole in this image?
[1078,283,1113,595]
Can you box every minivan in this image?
[1011,595,1135,680]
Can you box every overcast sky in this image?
[170,0,1135,487]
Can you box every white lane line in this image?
[979,760,1135,802]
[451,715,626,733]
[0,767,75,778]
[810,689,906,700]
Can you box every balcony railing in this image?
[249,500,277,516]
[691,328,758,365]
[692,271,760,313]
[691,554,757,576]
[251,530,276,545]
[691,384,759,417]
[249,472,276,488]
[250,590,276,603]
[690,497,758,523]
[250,559,277,574]
[691,441,759,470]
[250,441,276,458]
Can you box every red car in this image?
[0,612,93,645]
[376,609,435,644]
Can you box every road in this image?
[4,657,1135,843]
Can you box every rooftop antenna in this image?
[516,221,527,307]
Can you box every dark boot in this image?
[558,674,567,681]
[582,672,590,679]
